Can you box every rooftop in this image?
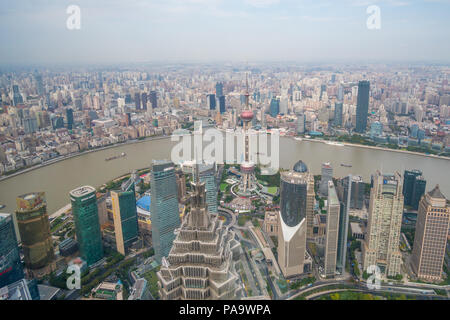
[69,186,96,198]
[293,160,308,173]
[428,184,446,200]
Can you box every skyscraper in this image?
[335,175,352,273]
[197,163,218,214]
[324,182,340,277]
[34,72,45,97]
[70,186,104,266]
[66,108,74,130]
[141,92,148,110]
[150,160,180,263]
[23,116,38,134]
[337,175,365,210]
[135,92,141,110]
[269,97,280,118]
[362,171,403,277]
[0,213,24,288]
[403,169,425,209]
[219,95,226,114]
[150,91,158,109]
[337,84,344,101]
[12,85,23,106]
[15,193,54,271]
[207,94,216,111]
[411,185,449,282]
[355,80,370,133]
[111,174,139,256]
[334,102,343,127]
[157,164,242,300]
[296,112,305,134]
[411,176,427,210]
[319,162,333,196]
[216,82,224,97]
[278,161,315,277]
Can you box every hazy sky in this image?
[0,0,449,65]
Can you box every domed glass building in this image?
[293,160,308,173]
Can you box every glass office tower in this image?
[150,160,180,263]
[111,176,139,255]
[70,186,104,266]
[197,163,218,214]
[0,213,24,288]
[355,80,370,133]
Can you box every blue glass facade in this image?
[355,81,370,133]
[0,213,24,288]
[270,98,280,118]
[150,160,180,263]
[198,163,218,214]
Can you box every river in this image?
[0,136,449,214]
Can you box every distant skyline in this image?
[1,0,449,65]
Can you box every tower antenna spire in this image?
[245,72,250,110]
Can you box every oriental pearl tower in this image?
[239,74,256,195]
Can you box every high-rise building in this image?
[355,80,370,133]
[334,102,343,127]
[324,182,340,277]
[66,108,74,130]
[335,175,352,273]
[337,84,344,101]
[23,117,38,134]
[403,169,425,209]
[362,171,403,277]
[370,121,383,138]
[12,85,23,106]
[0,279,33,300]
[150,160,180,263]
[0,213,24,288]
[125,94,132,104]
[319,162,333,196]
[70,186,104,266]
[207,94,216,111]
[219,96,226,114]
[34,72,45,97]
[150,91,158,109]
[411,185,449,282]
[337,175,365,210]
[197,163,218,214]
[157,164,242,300]
[216,82,224,98]
[411,176,427,211]
[135,92,141,110]
[269,97,280,118]
[111,174,139,256]
[296,112,305,134]
[141,92,148,110]
[278,161,314,277]
[15,193,54,271]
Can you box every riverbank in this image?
[298,137,450,161]
[0,135,171,182]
